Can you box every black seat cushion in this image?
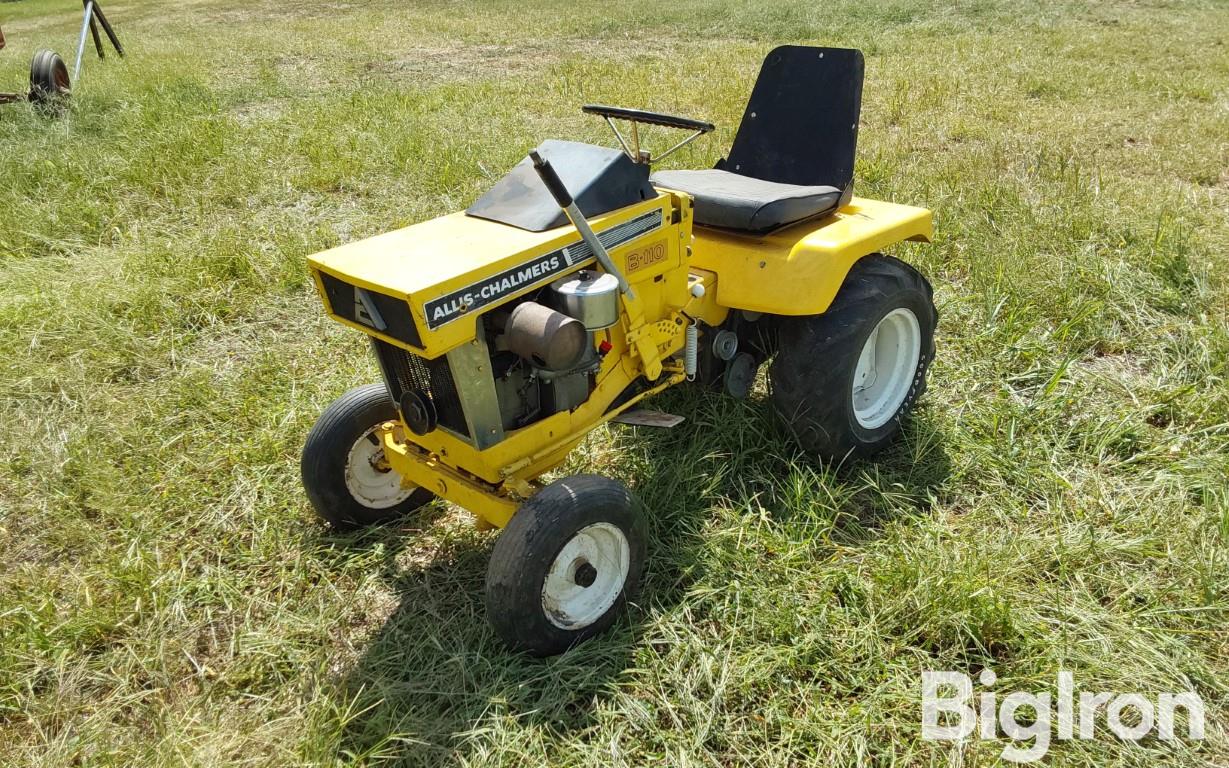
[651,169,842,232]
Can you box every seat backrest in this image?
[717,46,864,189]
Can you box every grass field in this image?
[1,0,1228,764]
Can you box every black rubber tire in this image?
[486,475,646,656]
[769,254,936,461]
[301,384,433,530]
[29,49,70,104]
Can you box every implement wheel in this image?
[486,475,646,656]
[770,254,936,460]
[301,384,433,530]
[29,50,70,104]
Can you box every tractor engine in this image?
[312,139,683,455]
[370,269,619,449]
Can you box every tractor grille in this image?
[318,271,423,349]
[372,340,469,438]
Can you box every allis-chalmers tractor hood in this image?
[308,195,671,356]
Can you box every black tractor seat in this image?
[653,45,864,234]
[650,169,845,232]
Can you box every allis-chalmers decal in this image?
[424,209,662,329]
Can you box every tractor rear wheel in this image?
[301,384,433,530]
[485,475,646,656]
[769,254,936,461]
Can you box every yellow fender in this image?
[688,196,932,316]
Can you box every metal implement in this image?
[712,329,739,361]
[505,301,588,371]
[73,0,123,82]
[610,409,686,428]
[581,104,715,164]
[303,45,934,532]
[297,44,938,657]
[0,25,71,107]
[684,324,699,379]
[445,333,506,450]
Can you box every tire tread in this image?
[486,475,645,656]
[769,254,936,460]
[301,384,431,530]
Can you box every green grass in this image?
[1,0,1228,764]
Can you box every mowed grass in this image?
[1,0,1228,764]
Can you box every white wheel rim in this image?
[344,426,414,509]
[852,308,922,429]
[541,522,630,630]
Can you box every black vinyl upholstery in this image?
[651,170,842,232]
[651,46,864,233]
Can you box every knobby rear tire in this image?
[769,254,936,461]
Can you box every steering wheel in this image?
[582,104,714,164]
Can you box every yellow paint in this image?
[376,366,685,528]
[686,196,932,315]
[306,178,930,529]
[626,237,670,275]
[681,268,730,327]
[379,428,520,527]
[309,195,676,357]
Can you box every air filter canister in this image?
[551,270,620,330]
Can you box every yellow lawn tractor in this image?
[302,46,935,655]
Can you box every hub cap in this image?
[541,523,630,630]
[344,426,415,508]
[852,308,922,429]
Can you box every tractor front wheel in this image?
[769,254,936,461]
[486,475,646,656]
[301,384,433,530]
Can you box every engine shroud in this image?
[309,193,672,360]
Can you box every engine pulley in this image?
[399,389,437,435]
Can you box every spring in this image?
[684,324,699,380]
